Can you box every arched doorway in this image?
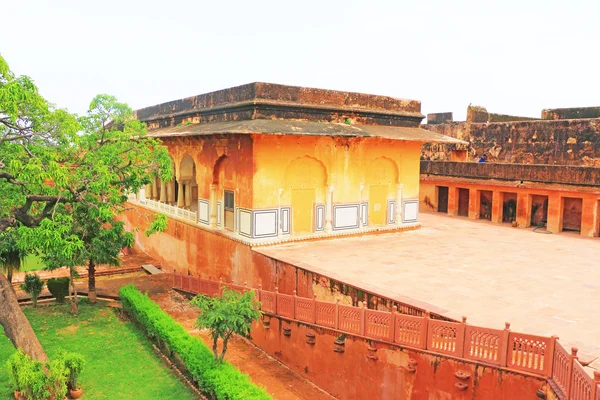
[366,157,398,225]
[284,156,327,235]
[213,156,236,230]
[179,154,197,210]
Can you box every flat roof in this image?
[146,119,467,144]
[254,213,600,361]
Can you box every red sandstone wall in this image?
[250,317,546,400]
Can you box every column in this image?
[546,193,562,233]
[184,182,192,209]
[159,181,167,203]
[177,181,184,208]
[151,180,158,200]
[209,184,217,227]
[491,190,502,223]
[139,187,146,201]
[167,180,175,204]
[395,184,404,225]
[468,188,479,219]
[278,188,284,235]
[145,184,152,200]
[581,197,599,237]
[324,186,333,233]
[516,192,531,228]
[447,186,458,216]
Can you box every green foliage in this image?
[120,285,271,400]
[0,227,27,282]
[56,351,86,390]
[47,277,70,303]
[191,288,262,362]
[20,273,44,307]
[5,349,68,400]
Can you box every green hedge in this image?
[119,285,271,400]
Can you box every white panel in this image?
[361,203,368,226]
[316,205,325,231]
[333,204,359,230]
[388,200,395,224]
[217,202,222,226]
[198,199,209,224]
[254,210,278,238]
[403,200,419,223]
[239,209,252,237]
[281,208,290,234]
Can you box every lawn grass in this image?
[21,254,46,272]
[0,301,196,399]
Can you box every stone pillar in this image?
[159,181,167,203]
[325,186,333,233]
[166,180,175,204]
[139,187,146,201]
[151,180,158,200]
[581,197,599,237]
[177,181,184,208]
[468,188,479,219]
[395,184,404,225]
[209,184,217,227]
[491,190,502,223]
[145,184,152,200]
[447,186,458,216]
[184,182,192,209]
[516,192,531,228]
[278,188,284,235]
[546,193,562,233]
[358,185,364,229]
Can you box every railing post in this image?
[567,347,578,398]
[421,313,429,350]
[390,306,397,343]
[312,295,317,324]
[500,322,511,367]
[258,284,263,309]
[275,287,279,315]
[293,290,297,320]
[360,301,366,336]
[335,299,340,330]
[172,270,176,288]
[547,335,558,378]
[459,316,467,358]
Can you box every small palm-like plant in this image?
[62,352,86,390]
[20,274,44,307]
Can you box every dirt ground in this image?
[150,290,335,400]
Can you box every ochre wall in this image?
[250,316,546,400]
[162,135,254,208]
[251,134,421,209]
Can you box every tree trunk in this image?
[69,266,78,315]
[212,337,219,360]
[0,272,48,362]
[88,258,96,303]
[7,264,13,283]
[219,338,229,362]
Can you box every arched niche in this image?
[283,156,328,234]
[366,157,399,225]
[212,155,237,230]
[178,154,198,210]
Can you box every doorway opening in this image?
[479,190,493,220]
[562,197,582,232]
[437,186,449,213]
[458,188,469,217]
[501,192,517,223]
[530,195,548,227]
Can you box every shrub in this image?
[47,277,70,303]
[20,273,44,307]
[120,285,271,400]
[61,351,86,389]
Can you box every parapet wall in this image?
[422,118,600,166]
[542,106,600,120]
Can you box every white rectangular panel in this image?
[239,209,252,237]
[403,200,419,223]
[333,204,359,230]
[198,199,209,225]
[253,210,278,238]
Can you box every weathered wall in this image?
[162,134,254,208]
[252,135,422,209]
[427,112,453,124]
[422,118,600,166]
[542,106,600,120]
[250,316,547,400]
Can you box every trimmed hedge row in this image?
[119,285,271,400]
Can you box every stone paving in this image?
[255,212,600,365]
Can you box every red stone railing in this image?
[172,273,600,399]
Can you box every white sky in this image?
[1,0,599,121]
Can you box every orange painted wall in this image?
[251,135,422,209]
[250,316,546,400]
[162,135,254,208]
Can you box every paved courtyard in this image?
[255,212,600,363]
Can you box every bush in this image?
[20,273,44,307]
[61,351,86,389]
[47,277,70,303]
[119,285,271,400]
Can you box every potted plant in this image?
[62,352,86,399]
[20,273,44,307]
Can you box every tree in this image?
[191,288,262,362]
[0,55,171,359]
[20,273,44,307]
[0,227,27,283]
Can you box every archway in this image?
[179,154,197,210]
[366,157,398,225]
[284,156,327,234]
[212,155,236,230]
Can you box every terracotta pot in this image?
[14,391,26,400]
[69,388,83,399]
